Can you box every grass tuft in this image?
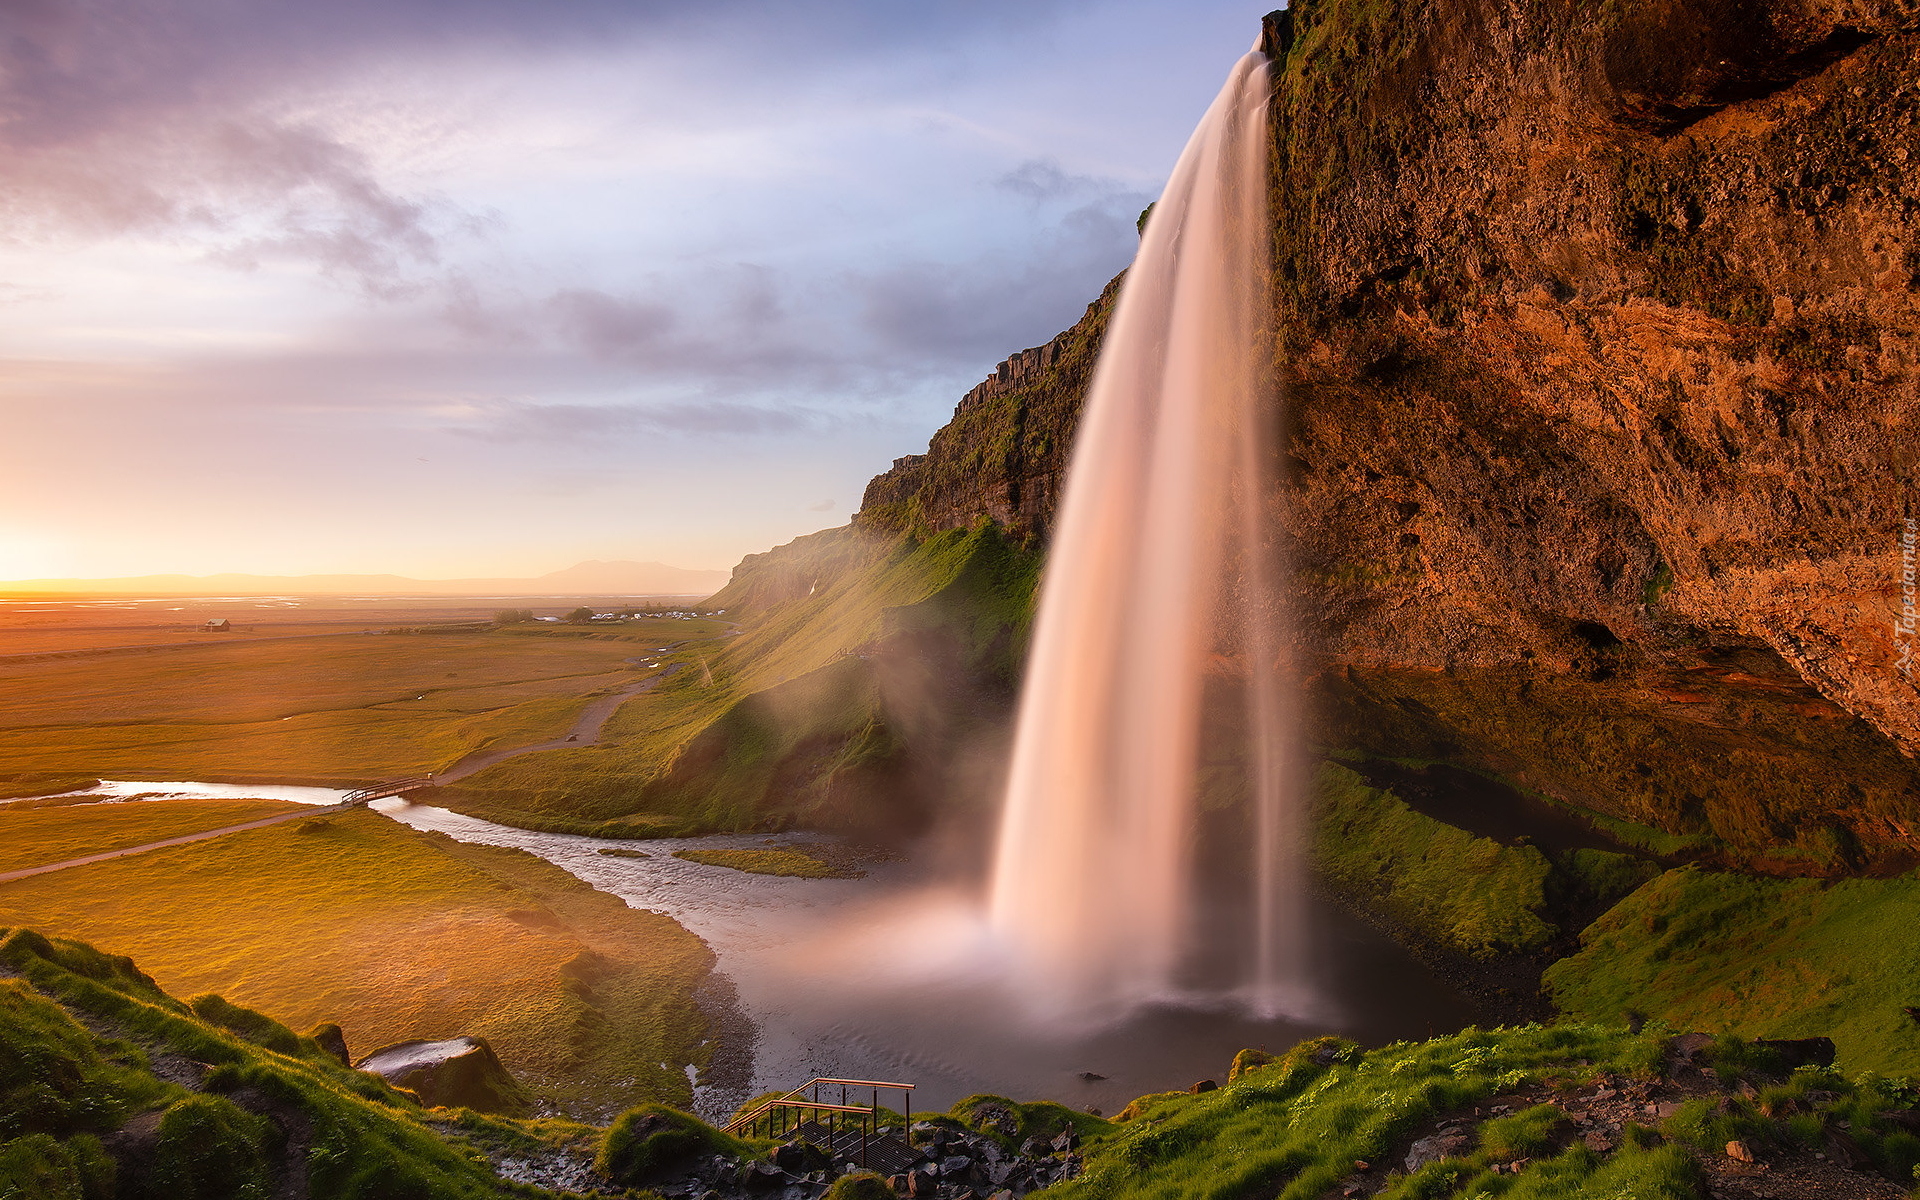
[669,848,855,879]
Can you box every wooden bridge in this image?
[343,776,437,805]
[724,1077,918,1172]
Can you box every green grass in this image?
[0,809,713,1117]
[0,630,683,784]
[1312,763,1557,956]
[13,933,1913,1200]
[0,929,541,1199]
[669,847,855,878]
[595,1103,753,1185]
[0,798,303,873]
[1545,866,1920,1077]
[1048,1024,1675,1200]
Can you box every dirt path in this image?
[0,803,353,885]
[2,624,738,877]
[435,663,683,782]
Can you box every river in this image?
[30,780,1479,1120]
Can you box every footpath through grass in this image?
[0,629,678,784]
[0,808,714,1117]
[0,797,302,873]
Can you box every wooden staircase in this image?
[724,1077,917,1171]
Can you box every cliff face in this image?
[844,0,1920,869]
[857,276,1121,541]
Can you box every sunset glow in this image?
[2,0,1262,581]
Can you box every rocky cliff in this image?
[841,0,1920,872]
[858,276,1120,541]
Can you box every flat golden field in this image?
[0,595,733,783]
[0,796,303,873]
[0,806,714,1117]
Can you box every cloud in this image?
[450,398,828,443]
[0,0,1088,270]
[807,499,836,512]
[546,289,680,357]
[854,194,1148,365]
[995,158,1112,203]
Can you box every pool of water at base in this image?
[373,799,1481,1121]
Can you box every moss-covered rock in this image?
[1313,763,1557,957]
[947,1094,1110,1147]
[595,1104,744,1186]
[0,928,544,1199]
[821,1172,894,1200]
[354,1037,532,1116]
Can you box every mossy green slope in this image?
[1050,1026,1675,1200]
[1313,763,1559,957]
[1052,1026,1920,1200]
[0,928,543,1199]
[1546,866,1920,1077]
[441,523,1040,837]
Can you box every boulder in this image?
[307,1022,350,1066]
[1404,1131,1472,1173]
[772,1142,830,1173]
[355,1036,530,1115]
[1754,1037,1837,1069]
[741,1160,788,1191]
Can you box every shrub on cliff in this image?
[151,1095,271,1200]
[822,1172,894,1200]
[596,1104,744,1185]
[186,994,303,1058]
[0,1132,113,1200]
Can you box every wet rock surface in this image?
[643,1122,1083,1200]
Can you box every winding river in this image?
[371,800,1479,1119]
[30,780,1479,1119]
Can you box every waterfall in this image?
[987,45,1302,1018]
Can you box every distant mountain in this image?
[0,559,729,596]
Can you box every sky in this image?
[0,0,1267,580]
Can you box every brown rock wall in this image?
[836,0,1920,867]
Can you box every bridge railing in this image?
[343,776,436,804]
[723,1077,915,1165]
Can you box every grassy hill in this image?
[437,522,1041,838]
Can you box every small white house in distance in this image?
[536,616,562,622]
[204,618,231,631]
